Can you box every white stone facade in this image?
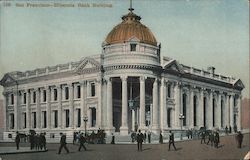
[0,9,244,141]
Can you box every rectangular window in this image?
[65,87,69,100]
[43,90,46,102]
[167,109,171,127]
[77,85,81,98]
[54,110,58,128]
[10,113,14,129]
[23,93,27,104]
[23,113,27,128]
[130,44,136,51]
[11,94,14,105]
[77,109,81,127]
[66,109,69,128]
[43,111,47,128]
[91,83,95,97]
[167,84,171,98]
[91,108,96,127]
[54,89,58,101]
[33,112,37,128]
[33,92,36,103]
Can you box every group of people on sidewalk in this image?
[200,130,220,148]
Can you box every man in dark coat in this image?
[200,131,206,144]
[214,131,220,148]
[168,131,176,151]
[15,131,20,150]
[235,131,243,148]
[58,133,69,154]
[148,132,151,143]
[207,131,214,146]
[137,130,144,151]
[78,133,87,151]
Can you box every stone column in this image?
[139,76,146,130]
[199,88,205,127]
[152,78,159,133]
[174,82,181,128]
[237,95,242,130]
[120,75,128,135]
[57,85,62,129]
[217,92,222,128]
[225,94,230,127]
[46,86,51,129]
[229,94,234,128]
[69,83,74,128]
[207,91,213,129]
[160,78,166,130]
[13,90,18,130]
[97,78,102,128]
[36,88,41,129]
[26,89,31,129]
[106,77,114,132]
[189,87,194,128]
[3,92,7,131]
[80,81,86,128]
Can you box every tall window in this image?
[167,109,171,127]
[130,44,136,51]
[182,94,187,126]
[23,93,27,104]
[54,89,58,101]
[10,94,14,105]
[167,84,171,98]
[43,111,47,128]
[43,90,46,102]
[194,96,197,126]
[33,112,37,128]
[77,85,81,98]
[54,110,58,128]
[65,87,69,100]
[33,92,36,103]
[23,113,26,128]
[77,109,81,127]
[10,113,14,129]
[66,110,69,127]
[91,108,96,127]
[91,83,95,97]
[212,98,215,127]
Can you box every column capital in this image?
[56,84,62,89]
[121,75,128,81]
[44,86,50,90]
[140,76,146,82]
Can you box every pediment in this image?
[75,57,101,74]
[163,60,184,73]
[233,79,245,90]
[0,74,16,86]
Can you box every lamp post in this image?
[83,116,88,136]
[179,113,185,140]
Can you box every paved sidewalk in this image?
[0,147,47,155]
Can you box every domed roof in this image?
[104,9,157,46]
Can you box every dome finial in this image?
[128,0,134,12]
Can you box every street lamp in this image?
[83,116,88,136]
[179,113,185,140]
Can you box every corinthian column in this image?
[26,89,31,129]
[229,94,234,128]
[199,88,205,128]
[208,90,213,129]
[120,75,128,135]
[237,95,242,130]
[68,83,74,128]
[174,82,181,128]
[80,81,86,128]
[160,78,166,130]
[57,85,62,129]
[97,78,102,128]
[152,78,159,133]
[2,92,7,131]
[106,77,114,132]
[139,76,146,130]
[189,87,194,128]
[36,88,41,129]
[46,86,51,129]
[217,92,222,128]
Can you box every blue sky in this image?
[0,0,249,98]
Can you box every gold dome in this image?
[104,10,157,46]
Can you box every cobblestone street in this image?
[0,133,249,160]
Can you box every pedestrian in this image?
[190,129,193,139]
[229,126,232,133]
[58,133,69,154]
[137,130,144,151]
[186,130,190,139]
[41,133,47,150]
[207,131,214,147]
[235,131,243,148]
[148,132,151,143]
[214,131,220,148]
[225,126,228,135]
[159,131,163,144]
[131,132,136,143]
[200,131,206,144]
[73,132,77,145]
[78,133,87,151]
[29,133,35,150]
[168,131,176,151]
[111,133,115,144]
[144,132,147,143]
[15,131,20,150]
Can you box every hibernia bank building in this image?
[0,6,244,141]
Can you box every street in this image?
[0,133,249,160]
